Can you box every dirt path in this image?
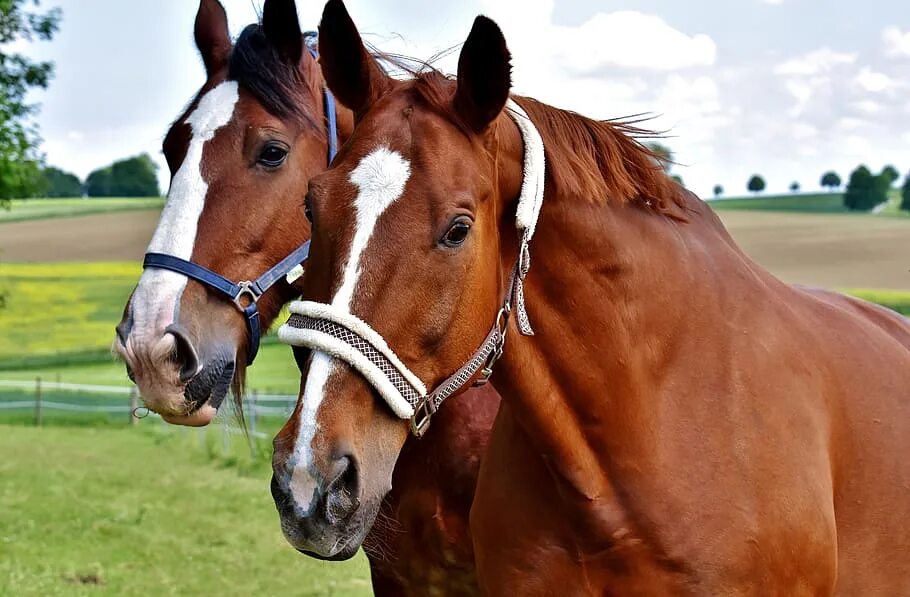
[717,211,910,290]
[0,210,159,262]
[1,208,908,290]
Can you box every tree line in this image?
[712,165,910,213]
[29,154,160,198]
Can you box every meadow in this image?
[1,192,909,595]
[0,197,164,223]
[710,189,908,217]
[0,425,371,596]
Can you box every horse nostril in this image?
[165,324,201,384]
[325,455,360,523]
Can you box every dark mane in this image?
[228,24,322,130]
[408,70,684,212]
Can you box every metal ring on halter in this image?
[409,398,437,437]
[132,406,150,419]
[475,306,511,385]
[232,281,260,310]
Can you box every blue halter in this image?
[143,45,338,365]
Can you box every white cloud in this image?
[854,67,895,93]
[791,123,818,141]
[775,47,856,76]
[842,135,873,156]
[836,117,868,131]
[854,99,884,114]
[883,27,910,58]
[551,12,717,73]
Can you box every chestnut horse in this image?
[114,0,495,594]
[275,1,910,593]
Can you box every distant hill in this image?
[709,192,846,213]
[709,191,906,217]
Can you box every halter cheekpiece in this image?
[142,39,338,365]
[278,99,546,436]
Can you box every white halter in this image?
[278,98,546,434]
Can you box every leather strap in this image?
[144,240,309,364]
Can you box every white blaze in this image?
[128,81,239,347]
[288,146,411,512]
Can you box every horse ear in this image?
[262,0,303,65]
[194,0,231,75]
[318,0,391,117]
[453,16,512,134]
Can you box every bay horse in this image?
[114,0,495,594]
[274,0,910,593]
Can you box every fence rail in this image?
[0,378,297,421]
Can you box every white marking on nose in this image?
[128,81,239,351]
[288,146,411,512]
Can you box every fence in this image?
[0,378,297,441]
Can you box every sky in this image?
[9,0,910,198]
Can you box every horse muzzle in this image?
[114,322,236,426]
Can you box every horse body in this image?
[471,182,910,594]
[275,3,910,593]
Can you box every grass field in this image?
[0,263,140,365]
[710,192,847,213]
[0,198,164,223]
[0,341,301,394]
[0,425,371,596]
[710,190,908,217]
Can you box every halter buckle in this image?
[409,397,437,438]
[232,281,260,311]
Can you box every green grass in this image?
[0,341,300,394]
[710,192,849,213]
[0,198,164,223]
[710,191,909,216]
[0,425,371,596]
[0,263,140,365]
[845,289,910,316]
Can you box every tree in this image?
[671,174,684,187]
[39,166,81,197]
[820,171,841,192]
[85,153,160,197]
[901,172,910,212]
[790,181,800,193]
[881,165,900,187]
[844,164,889,211]
[747,175,766,195]
[713,184,723,198]
[646,142,673,173]
[0,1,61,209]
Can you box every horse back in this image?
[794,286,910,594]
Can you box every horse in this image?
[273,1,910,593]
[113,1,496,594]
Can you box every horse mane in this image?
[228,24,323,132]
[408,69,684,212]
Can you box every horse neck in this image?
[490,124,756,498]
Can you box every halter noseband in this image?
[278,99,545,436]
[143,42,337,366]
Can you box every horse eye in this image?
[258,143,288,168]
[442,219,471,248]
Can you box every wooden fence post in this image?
[34,377,42,427]
[129,387,139,426]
